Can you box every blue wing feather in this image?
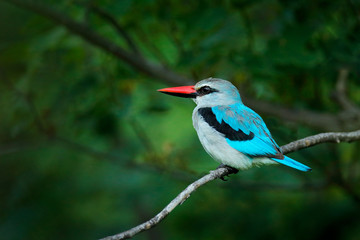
[208,104,311,171]
[211,104,281,158]
[226,138,278,157]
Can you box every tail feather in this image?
[271,156,311,172]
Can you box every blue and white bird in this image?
[158,78,311,172]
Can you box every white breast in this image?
[192,107,253,170]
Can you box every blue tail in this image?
[271,156,312,172]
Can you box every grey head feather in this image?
[193,78,242,107]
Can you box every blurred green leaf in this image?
[1,0,360,239]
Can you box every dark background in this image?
[1,0,360,239]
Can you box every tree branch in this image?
[100,167,230,240]
[243,95,344,131]
[334,68,351,109]
[281,129,360,154]
[1,0,192,86]
[332,68,360,115]
[4,0,360,131]
[100,129,360,240]
[88,5,141,55]
[4,2,360,237]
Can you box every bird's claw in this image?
[216,164,239,181]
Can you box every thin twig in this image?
[1,0,192,86]
[4,0,360,131]
[335,68,350,107]
[100,168,231,240]
[281,129,360,154]
[89,5,141,55]
[333,68,360,114]
[100,129,360,240]
[243,95,344,131]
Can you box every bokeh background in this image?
[1,0,360,239]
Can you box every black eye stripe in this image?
[197,86,217,95]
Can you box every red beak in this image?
[158,85,198,98]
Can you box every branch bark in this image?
[281,129,360,154]
[100,167,230,240]
[3,2,360,238]
[100,129,360,240]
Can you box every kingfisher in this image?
[158,78,311,173]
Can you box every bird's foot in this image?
[216,164,239,181]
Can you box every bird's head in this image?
[158,78,242,107]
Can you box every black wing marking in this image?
[198,107,254,141]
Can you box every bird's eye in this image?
[197,86,214,95]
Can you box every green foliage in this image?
[1,0,360,239]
